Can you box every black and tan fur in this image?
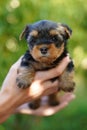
[16,20,75,109]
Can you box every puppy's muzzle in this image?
[40,47,48,55]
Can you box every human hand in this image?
[0,55,71,115]
[16,93,75,116]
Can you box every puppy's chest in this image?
[30,60,58,71]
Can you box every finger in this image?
[41,102,68,116]
[42,80,59,96]
[35,56,70,81]
[28,80,58,100]
[16,101,68,116]
[36,93,75,116]
[41,94,75,116]
[42,79,58,89]
[59,93,76,103]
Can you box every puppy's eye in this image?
[30,37,37,43]
[51,35,58,42]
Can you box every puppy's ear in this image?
[58,23,72,40]
[19,25,30,40]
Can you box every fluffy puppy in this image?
[16,20,75,109]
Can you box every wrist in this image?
[0,90,16,114]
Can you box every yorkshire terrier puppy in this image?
[16,20,75,109]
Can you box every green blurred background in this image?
[0,0,87,129]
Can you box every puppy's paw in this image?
[62,82,75,92]
[28,102,40,110]
[49,100,60,106]
[28,99,41,109]
[16,67,34,89]
[16,77,30,89]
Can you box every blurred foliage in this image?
[0,0,87,129]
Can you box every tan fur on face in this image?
[49,29,59,35]
[30,43,64,63]
[30,30,38,37]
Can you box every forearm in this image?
[0,90,17,119]
[0,91,13,113]
[0,114,10,124]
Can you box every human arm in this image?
[0,56,75,123]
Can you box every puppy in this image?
[16,20,75,109]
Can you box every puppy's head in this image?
[20,20,72,63]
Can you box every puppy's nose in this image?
[40,47,48,54]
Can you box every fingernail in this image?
[71,94,76,99]
[66,56,71,63]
